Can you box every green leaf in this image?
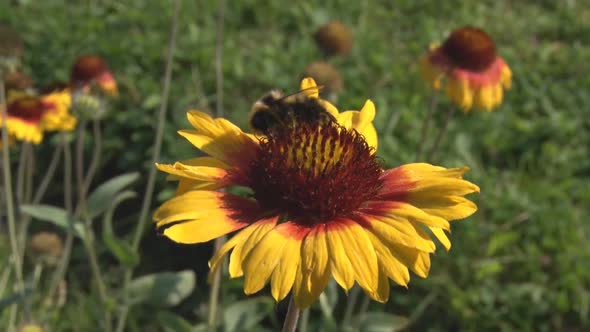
[125,270,195,307]
[101,190,139,267]
[86,172,139,219]
[486,231,520,256]
[0,287,33,311]
[102,233,139,268]
[222,297,274,332]
[357,312,409,332]
[157,311,193,332]
[20,204,84,239]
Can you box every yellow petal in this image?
[336,100,378,149]
[208,224,258,277]
[174,178,223,195]
[326,224,355,291]
[474,86,494,111]
[327,220,378,293]
[430,227,451,251]
[358,213,436,252]
[155,162,228,183]
[293,261,316,309]
[178,110,258,166]
[271,225,306,301]
[300,77,319,98]
[390,245,431,278]
[407,194,478,221]
[301,224,331,298]
[162,215,245,244]
[365,231,410,286]
[242,223,308,295]
[153,191,259,244]
[318,99,339,117]
[501,64,512,90]
[419,54,443,90]
[446,78,473,111]
[363,266,390,303]
[364,201,450,231]
[229,217,278,277]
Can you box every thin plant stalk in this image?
[115,2,180,331]
[24,142,34,204]
[15,143,31,255]
[299,308,310,332]
[74,120,87,215]
[32,142,63,204]
[208,0,226,329]
[0,79,24,323]
[415,92,439,161]
[82,222,112,332]
[15,142,29,203]
[81,119,102,197]
[282,297,301,332]
[207,238,223,329]
[342,285,361,328]
[70,116,111,329]
[44,136,73,306]
[426,106,456,162]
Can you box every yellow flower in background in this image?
[70,55,118,96]
[154,78,479,308]
[0,95,46,144]
[40,86,76,132]
[420,26,512,112]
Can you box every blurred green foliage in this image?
[1,0,589,331]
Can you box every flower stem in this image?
[15,142,29,203]
[207,238,223,330]
[0,79,24,318]
[426,106,456,162]
[15,143,30,255]
[44,135,73,306]
[208,0,227,328]
[81,119,102,198]
[24,142,34,204]
[282,297,301,332]
[74,119,87,215]
[342,285,361,327]
[32,142,63,204]
[115,2,180,331]
[82,220,112,332]
[299,308,309,332]
[415,92,439,161]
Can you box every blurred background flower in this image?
[420,26,512,112]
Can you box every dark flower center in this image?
[441,26,497,71]
[8,97,46,123]
[71,55,108,85]
[248,122,383,225]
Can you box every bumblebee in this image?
[249,88,336,135]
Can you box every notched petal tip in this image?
[300,77,319,98]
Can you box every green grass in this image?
[1,0,589,331]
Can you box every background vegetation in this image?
[1,0,589,331]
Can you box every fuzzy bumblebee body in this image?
[249,89,336,135]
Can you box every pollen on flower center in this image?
[441,26,497,71]
[248,122,383,225]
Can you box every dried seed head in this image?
[314,21,353,56]
[441,26,497,71]
[29,232,63,266]
[303,61,343,95]
[5,71,33,91]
